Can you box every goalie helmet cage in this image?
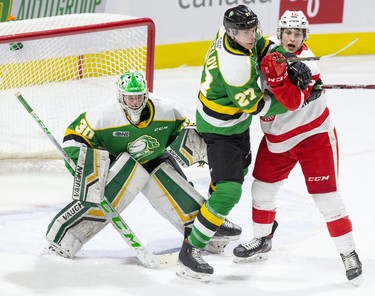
[0,13,155,172]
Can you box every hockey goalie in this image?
[46,70,241,260]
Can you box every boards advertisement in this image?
[3,0,375,68]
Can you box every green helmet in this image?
[116,70,149,124]
[117,70,148,95]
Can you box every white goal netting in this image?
[0,13,155,172]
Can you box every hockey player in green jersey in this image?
[177,5,312,281]
[46,70,241,259]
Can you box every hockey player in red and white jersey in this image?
[233,10,363,286]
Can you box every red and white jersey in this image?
[260,38,335,153]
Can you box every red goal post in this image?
[0,14,155,171]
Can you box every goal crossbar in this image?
[0,13,156,169]
[0,17,155,90]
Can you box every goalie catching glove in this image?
[167,126,208,168]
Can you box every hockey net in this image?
[0,13,155,172]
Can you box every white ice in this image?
[0,55,374,296]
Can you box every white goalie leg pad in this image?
[46,152,150,257]
[142,162,205,234]
[46,199,94,258]
[167,126,207,168]
[105,152,150,212]
[72,146,110,204]
[251,179,283,237]
[49,231,83,258]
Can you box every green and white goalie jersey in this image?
[62,94,186,173]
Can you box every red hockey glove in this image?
[261,52,287,87]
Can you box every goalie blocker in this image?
[47,148,241,258]
[167,126,208,168]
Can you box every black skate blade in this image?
[176,264,211,282]
[233,252,268,264]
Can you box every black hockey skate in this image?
[176,239,214,282]
[340,250,363,286]
[233,221,278,263]
[205,219,242,254]
[214,218,242,239]
[184,219,242,254]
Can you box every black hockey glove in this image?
[287,61,312,90]
[302,78,324,107]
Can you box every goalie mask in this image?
[277,10,310,41]
[117,70,149,124]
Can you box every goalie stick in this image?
[322,84,375,90]
[279,38,358,62]
[15,91,178,268]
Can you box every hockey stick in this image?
[322,84,375,90]
[15,91,178,268]
[279,38,358,62]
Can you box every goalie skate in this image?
[47,242,72,258]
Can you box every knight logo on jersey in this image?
[127,135,160,161]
